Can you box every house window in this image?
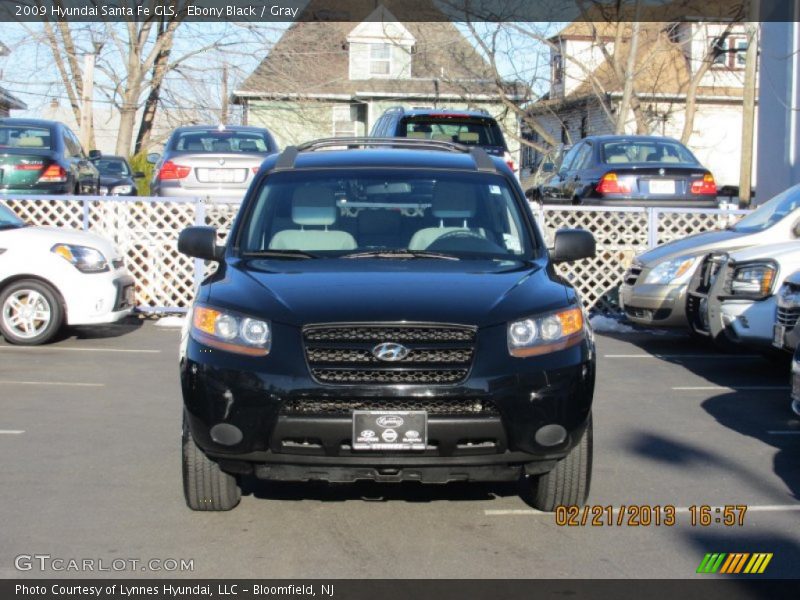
[370,43,392,76]
[561,121,569,144]
[552,53,563,84]
[710,36,747,70]
[333,105,357,137]
[580,115,588,139]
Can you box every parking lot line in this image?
[0,346,160,353]
[672,386,790,391]
[0,380,104,387]
[604,354,760,359]
[484,504,800,516]
[0,430,24,434]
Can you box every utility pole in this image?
[80,52,95,151]
[220,64,229,125]
[739,21,759,207]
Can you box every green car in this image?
[0,118,100,195]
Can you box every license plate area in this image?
[648,179,675,194]
[196,168,245,183]
[352,410,427,451]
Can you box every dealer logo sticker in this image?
[376,415,404,428]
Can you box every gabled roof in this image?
[0,86,27,111]
[234,0,510,100]
[0,41,9,57]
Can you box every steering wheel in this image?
[434,230,486,243]
[427,230,506,254]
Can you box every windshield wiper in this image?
[341,249,460,261]
[241,249,319,259]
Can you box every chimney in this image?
[50,98,59,109]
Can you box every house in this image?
[0,42,27,117]
[232,1,522,159]
[523,19,755,190]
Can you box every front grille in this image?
[623,264,642,286]
[281,397,499,416]
[304,323,476,386]
[777,307,800,329]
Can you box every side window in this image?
[574,143,593,170]
[64,129,83,158]
[560,144,581,172]
[370,116,384,137]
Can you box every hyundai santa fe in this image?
[177,137,596,511]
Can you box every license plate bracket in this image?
[352,410,427,451]
[648,179,675,194]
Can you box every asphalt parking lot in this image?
[0,319,798,579]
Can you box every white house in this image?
[0,41,27,117]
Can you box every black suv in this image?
[178,138,596,511]
[370,107,516,172]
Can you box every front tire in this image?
[0,279,64,345]
[519,416,593,511]
[182,414,241,511]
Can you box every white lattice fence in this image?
[1,196,750,313]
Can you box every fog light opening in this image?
[535,424,567,447]
[210,423,243,446]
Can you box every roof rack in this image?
[274,137,498,173]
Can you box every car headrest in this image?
[185,141,205,152]
[457,132,480,143]
[606,154,629,163]
[212,140,231,152]
[239,140,259,152]
[292,185,337,226]
[432,182,477,219]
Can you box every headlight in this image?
[728,262,776,299]
[111,185,132,195]
[508,307,584,357]
[51,244,109,273]
[191,304,271,356]
[643,256,698,285]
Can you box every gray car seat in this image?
[269,185,357,251]
[408,181,480,250]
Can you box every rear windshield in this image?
[399,116,506,148]
[94,158,131,177]
[0,126,53,151]
[239,169,534,259]
[170,130,272,153]
[600,140,698,165]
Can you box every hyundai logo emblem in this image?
[372,342,410,362]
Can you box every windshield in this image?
[239,170,534,260]
[0,203,25,229]
[0,125,53,151]
[600,139,698,165]
[171,130,273,153]
[400,117,506,148]
[732,184,800,233]
[94,158,131,177]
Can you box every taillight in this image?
[15,163,43,171]
[691,173,717,195]
[157,160,191,180]
[503,151,516,172]
[38,164,67,183]
[597,172,631,195]
[251,166,259,174]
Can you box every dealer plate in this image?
[648,179,675,194]
[352,410,427,451]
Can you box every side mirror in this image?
[133,171,145,179]
[87,149,102,160]
[542,162,555,173]
[178,226,223,261]
[551,229,596,263]
[146,152,161,164]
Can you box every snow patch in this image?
[155,315,188,328]
[589,315,636,334]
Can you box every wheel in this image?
[0,279,64,345]
[182,413,241,511]
[519,416,593,511]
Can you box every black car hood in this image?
[207,259,569,328]
[99,175,134,187]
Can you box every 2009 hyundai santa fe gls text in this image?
[177,137,597,511]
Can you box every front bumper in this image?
[619,281,689,327]
[64,271,135,325]
[181,324,595,483]
[707,297,776,347]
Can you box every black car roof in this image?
[171,125,270,133]
[581,134,684,144]
[0,118,62,129]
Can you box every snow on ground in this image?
[589,314,636,334]
[154,315,188,328]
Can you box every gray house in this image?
[0,42,27,117]
[232,2,521,155]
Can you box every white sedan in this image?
[0,201,134,345]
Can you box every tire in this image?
[182,414,241,511]
[519,416,593,511]
[0,279,64,345]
